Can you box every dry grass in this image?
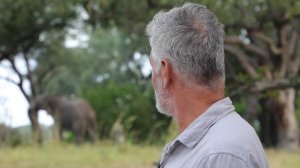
[0,142,161,168]
[0,143,299,168]
[267,149,300,168]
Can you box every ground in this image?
[0,142,299,168]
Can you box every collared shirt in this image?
[158,97,269,168]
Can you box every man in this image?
[146,3,268,168]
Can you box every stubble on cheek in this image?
[154,87,172,117]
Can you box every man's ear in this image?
[160,59,173,88]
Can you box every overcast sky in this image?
[0,59,54,128]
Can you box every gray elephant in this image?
[28,95,97,144]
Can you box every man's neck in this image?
[172,84,224,133]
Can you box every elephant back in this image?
[59,98,97,130]
[71,98,96,118]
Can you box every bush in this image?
[82,81,170,143]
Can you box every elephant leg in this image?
[86,118,97,143]
[28,109,42,144]
[74,127,84,145]
[87,127,96,143]
[75,135,80,145]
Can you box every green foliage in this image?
[0,0,77,56]
[165,119,179,142]
[82,82,170,143]
[32,31,83,95]
[86,0,163,33]
[33,26,149,95]
[2,0,300,146]
[233,99,247,115]
[85,27,146,82]
[199,0,300,28]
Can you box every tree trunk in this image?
[276,89,299,150]
[259,88,299,150]
[53,110,61,143]
[259,98,278,147]
[244,94,260,123]
[28,109,42,144]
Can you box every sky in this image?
[0,58,54,128]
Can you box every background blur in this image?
[0,0,300,168]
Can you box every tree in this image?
[81,0,300,149]
[74,27,170,142]
[0,0,78,143]
[2,0,300,147]
[216,0,300,150]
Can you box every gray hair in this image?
[146,3,225,89]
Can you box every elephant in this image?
[28,95,97,144]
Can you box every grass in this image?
[0,142,300,168]
[0,142,162,168]
[267,149,300,168]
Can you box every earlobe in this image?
[160,59,172,88]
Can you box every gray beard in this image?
[154,90,172,117]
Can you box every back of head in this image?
[146,3,225,90]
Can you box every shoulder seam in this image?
[204,152,249,168]
[208,152,248,162]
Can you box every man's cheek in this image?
[151,73,156,87]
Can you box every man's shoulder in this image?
[195,112,268,167]
[207,111,258,142]
[199,112,259,152]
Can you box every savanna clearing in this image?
[0,142,299,168]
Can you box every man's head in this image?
[146,3,225,116]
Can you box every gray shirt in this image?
[158,97,268,168]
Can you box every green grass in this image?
[0,142,161,168]
[0,143,299,168]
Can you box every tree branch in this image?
[7,58,30,102]
[276,25,294,78]
[251,32,282,55]
[252,79,300,92]
[0,76,18,85]
[224,23,255,32]
[288,36,300,77]
[229,78,300,97]
[293,37,300,73]
[224,44,258,78]
[23,52,36,99]
[225,36,271,66]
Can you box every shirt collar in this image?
[173,97,235,148]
